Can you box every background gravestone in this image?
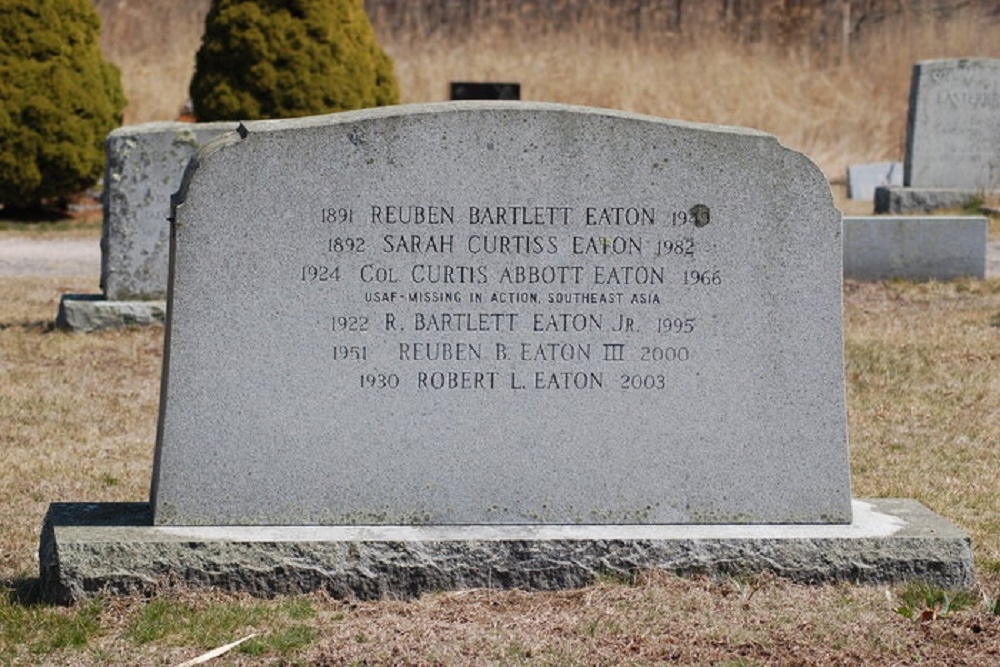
[904,58,1000,189]
[843,216,987,280]
[102,121,239,300]
[847,162,902,200]
[450,82,521,100]
[152,102,852,527]
[57,121,239,332]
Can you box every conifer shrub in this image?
[0,0,125,213]
[190,0,400,121]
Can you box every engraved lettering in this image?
[417,371,499,390]
[519,343,591,362]
[468,235,558,254]
[411,265,488,284]
[533,371,604,389]
[468,206,572,225]
[382,234,455,253]
[571,236,642,255]
[592,266,665,285]
[498,265,584,284]
[532,313,603,332]
[371,205,455,224]
[413,312,518,333]
[399,342,482,361]
[584,207,655,225]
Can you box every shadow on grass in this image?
[0,321,57,333]
[1,576,44,606]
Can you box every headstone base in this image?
[843,216,987,281]
[56,294,166,332]
[874,186,998,214]
[39,499,973,604]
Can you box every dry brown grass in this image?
[381,6,1000,179]
[275,576,1000,666]
[96,2,1000,179]
[95,0,210,123]
[0,273,161,577]
[845,278,1000,566]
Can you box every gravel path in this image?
[0,235,101,277]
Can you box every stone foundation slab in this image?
[843,216,987,281]
[56,294,165,332]
[39,499,974,604]
[874,186,997,214]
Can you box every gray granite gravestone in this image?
[102,121,240,300]
[905,58,1000,189]
[843,216,987,280]
[876,58,1000,213]
[152,102,852,526]
[40,104,974,602]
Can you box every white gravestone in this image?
[847,162,902,200]
[152,102,852,526]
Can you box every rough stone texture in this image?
[847,162,902,200]
[38,499,975,604]
[843,216,987,281]
[904,58,1000,189]
[56,294,165,332]
[154,102,850,526]
[873,185,997,214]
[101,121,239,300]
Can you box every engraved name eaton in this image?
[308,202,716,392]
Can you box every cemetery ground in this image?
[0,219,997,664]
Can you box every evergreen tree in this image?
[0,0,125,212]
[190,0,400,121]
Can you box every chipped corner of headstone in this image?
[169,127,245,226]
[169,160,195,226]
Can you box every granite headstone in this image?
[843,216,987,280]
[152,102,851,527]
[58,122,241,331]
[905,58,1000,189]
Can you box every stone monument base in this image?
[843,216,987,281]
[39,499,973,604]
[56,294,166,332]
[874,186,998,214]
